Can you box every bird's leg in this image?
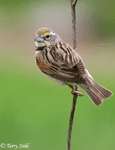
[68,85,83,97]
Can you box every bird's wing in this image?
[43,41,86,78]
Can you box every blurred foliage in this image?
[0,0,115,150]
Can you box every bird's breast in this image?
[35,52,51,70]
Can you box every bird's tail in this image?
[79,81,113,106]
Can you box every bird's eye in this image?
[45,35,50,40]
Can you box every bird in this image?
[34,27,113,106]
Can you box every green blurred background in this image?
[0,0,115,150]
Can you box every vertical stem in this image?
[67,1,78,150]
[67,94,78,150]
[70,0,77,50]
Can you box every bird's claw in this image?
[71,90,83,97]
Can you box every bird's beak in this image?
[34,34,46,49]
[34,34,45,42]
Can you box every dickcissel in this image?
[34,27,113,106]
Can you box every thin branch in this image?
[70,0,78,50]
[72,0,78,7]
[67,0,78,150]
[67,93,78,150]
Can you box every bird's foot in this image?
[71,89,83,97]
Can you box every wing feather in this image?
[47,42,86,76]
[40,41,86,82]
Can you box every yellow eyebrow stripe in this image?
[36,29,50,36]
[42,32,52,36]
[43,32,49,36]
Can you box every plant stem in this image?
[67,93,78,150]
[67,1,78,150]
[70,0,78,50]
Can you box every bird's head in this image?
[34,27,61,50]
